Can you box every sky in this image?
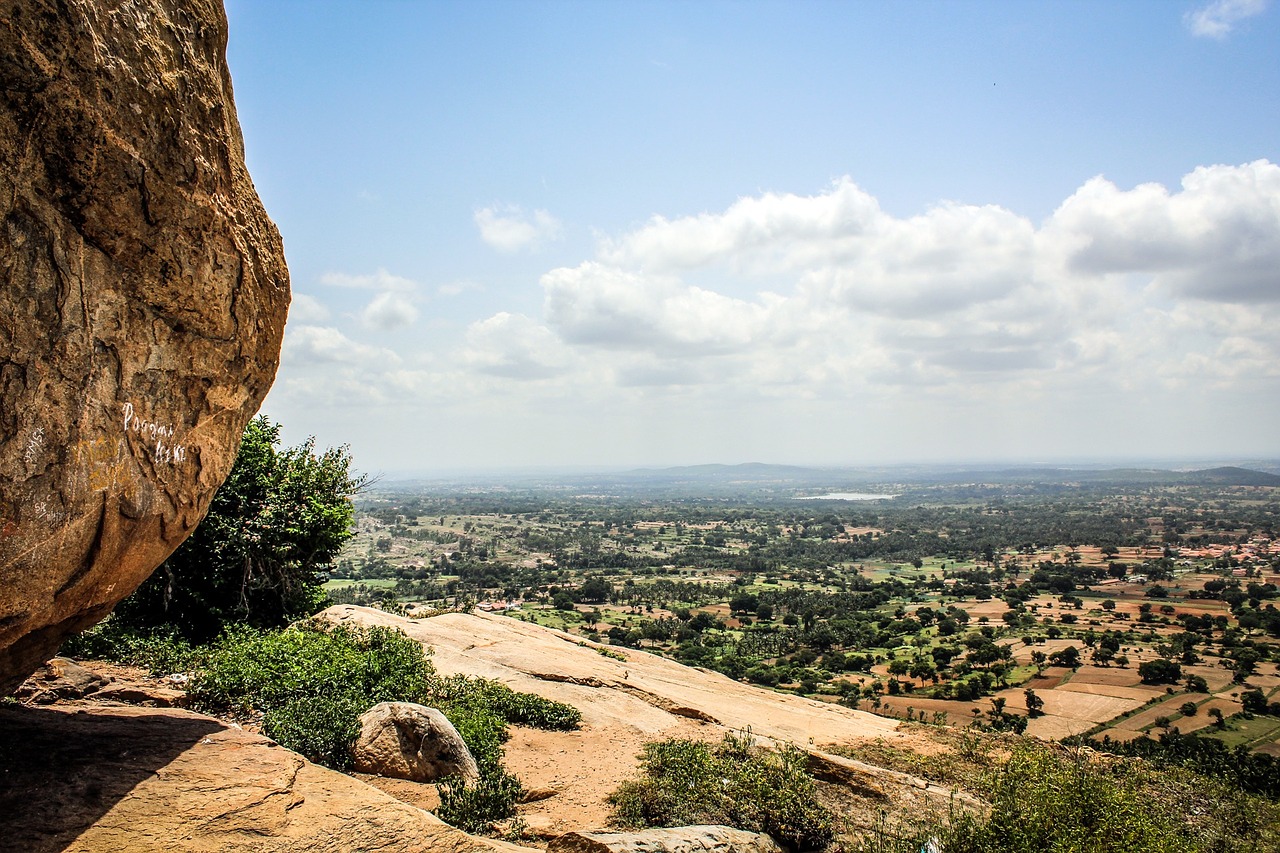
[220,0,1280,476]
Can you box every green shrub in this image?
[183,620,580,838]
[859,742,1257,853]
[60,616,205,674]
[608,731,834,851]
[432,676,581,731]
[71,616,579,837]
[189,621,436,765]
[436,769,524,834]
[433,700,510,773]
[262,693,365,769]
[941,744,1198,853]
[191,621,435,715]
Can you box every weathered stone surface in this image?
[0,0,289,694]
[547,826,784,853]
[351,700,481,785]
[0,703,522,853]
[93,681,184,707]
[13,655,106,702]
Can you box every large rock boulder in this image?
[547,827,784,853]
[0,0,289,694]
[351,701,481,785]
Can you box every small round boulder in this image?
[350,701,479,784]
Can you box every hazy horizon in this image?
[363,450,1280,479]
[223,1,1280,473]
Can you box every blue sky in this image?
[222,0,1280,475]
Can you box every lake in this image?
[796,492,897,501]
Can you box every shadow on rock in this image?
[0,704,223,852]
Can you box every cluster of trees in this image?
[354,495,1140,582]
[1093,730,1280,799]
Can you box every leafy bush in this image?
[262,693,365,769]
[858,741,1277,853]
[190,621,435,768]
[70,614,581,835]
[191,621,434,716]
[60,615,204,674]
[432,700,510,774]
[431,675,582,731]
[608,731,834,851]
[426,674,581,832]
[185,619,578,834]
[436,769,524,834]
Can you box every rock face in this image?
[12,656,107,703]
[0,0,289,693]
[547,827,784,853]
[0,703,521,853]
[351,700,482,785]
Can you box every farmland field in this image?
[325,467,1280,753]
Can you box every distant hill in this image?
[373,461,1280,499]
[1183,466,1280,486]
[617,462,1280,488]
[620,462,825,482]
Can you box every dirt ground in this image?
[502,721,715,836]
[320,606,924,837]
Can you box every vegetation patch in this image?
[70,618,580,836]
[608,731,835,851]
[61,616,205,675]
[1090,730,1280,799]
[851,740,1278,853]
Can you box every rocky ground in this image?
[319,607,972,840]
[1,609,973,849]
[0,658,519,853]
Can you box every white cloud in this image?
[274,325,413,410]
[473,204,563,251]
[277,165,1279,469]
[541,262,782,355]
[437,280,482,297]
[320,268,419,292]
[598,178,883,272]
[597,178,1037,317]
[463,312,571,379]
[288,293,331,324]
[1046,160,1280,302]
[282,325,401,366]
[1185,0,1269,38]
[474,205,563,252]
[361,291,420,331]
[803,202,1037,317]
[461,162,1280,405]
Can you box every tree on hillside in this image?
[113,416,364,642]
[576,576,613,604]
[1138,658,1182,686]
[1048,646,1081,669]
[1024,688,1045,717]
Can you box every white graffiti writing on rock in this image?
[24,427,45,465]
[121,402,186,464]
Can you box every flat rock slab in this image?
[0,703,519,853]
[548,826,783,853]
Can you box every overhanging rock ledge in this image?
[0,0,289,694]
